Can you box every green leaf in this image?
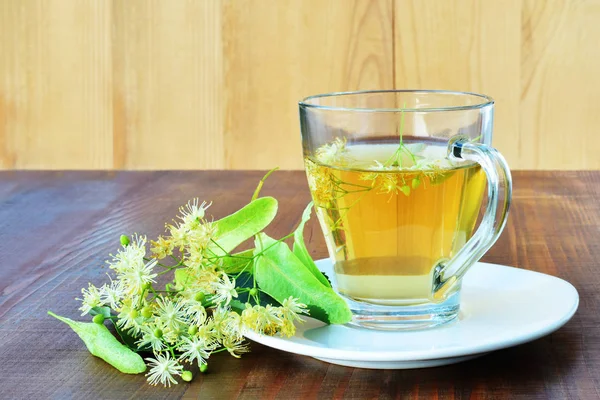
[220,248,255,274]
[48,311,146,374]
[254,233,352,325]
[211,197,278,255]
[292,202,331,288]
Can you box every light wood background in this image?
[1,0,599,170]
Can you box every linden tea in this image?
[305,142,486,306]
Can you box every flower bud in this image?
[400,185,411,196]
[411,177,421,189]
[199,363,208,373]
[141,306,153,319]
[92,314,105,325]
[249,288,259,297]
[194,292,205,302]
[188,325,198,336]
[154,328,163,339]
[120,235,130,246]
[181,370,193,382]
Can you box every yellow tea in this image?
[305,142,486,306]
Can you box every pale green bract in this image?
[48,311,146,374]
[210,197,278,255]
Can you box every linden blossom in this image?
[48,170,351,388]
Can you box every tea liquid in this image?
[305,143,486,305]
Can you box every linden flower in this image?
[280,296,308,322]
[168,223,191,250]
[185,246,206,268]
[161,326,184,346]
[100,278,125,310]
[155,296,187,332]
[117,298,142,335]
[145,353,183,387]
[374,174,400,194]
[210,273,238,306]
[211,306,233,338]
[119,258,158,296]
[279,319,296,338]
[189,221,217,250]
[177,336,212,366]
[77,283,103,316]
[305,161,335,205]
[213,309,243,340]
[242,304,282,335]
[183,299,207,326]
[196,322,219,348]
[315,137,348,165]
[136,324,167,352]
[262,305,284,335]
[224,311,244,340]
[150,236,174,259]
[180,266,219,295]
[108,234,147,273]
[222,336,250,358]
[178,199,211,230]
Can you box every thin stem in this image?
[157,265,183,276]
[253,232,295,257]
[209,239,233,257]
[399,102,406,146]
[144,257,171,269]
[234,260,254,279]
[252,167,279,201]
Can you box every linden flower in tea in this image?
[305,137,486,305]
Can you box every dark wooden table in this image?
[0,171,598,399]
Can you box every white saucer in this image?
[244,259,579,369]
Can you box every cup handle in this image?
[433,136,512,298]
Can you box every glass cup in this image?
[299,90,511,330]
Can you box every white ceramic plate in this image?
[244,260,579,369]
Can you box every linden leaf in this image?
[220,248,255,274]
[254,233,352,325]
[292,202,331,288]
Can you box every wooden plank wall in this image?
[0,0,598,170]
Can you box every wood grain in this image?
[393,0,522,167]
[521,0,600,169]
[0,170,598,399]
[0,0,113,169]
[1,1,600,170]
[112,0,224,169]
[222,0,394,169]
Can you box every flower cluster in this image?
[77,200,308,387]
[315,137,349,165]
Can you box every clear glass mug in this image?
[299,90,511,330]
